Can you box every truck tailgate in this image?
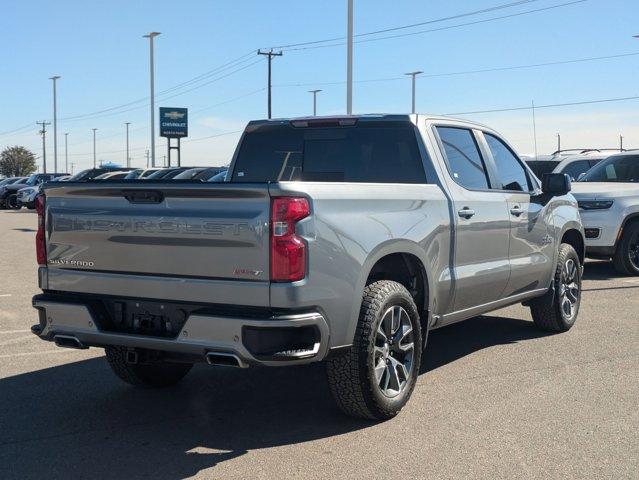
[43,183,270,284]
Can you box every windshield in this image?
[173,168,206,180]
[208,170,228,182]
[124,169,143,179]
[24,174,39,186]
[581,155,639,183]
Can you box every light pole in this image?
[125,122,131,167]
[50,75,60,172]
[404,71,423,114]
[64,132,69,173]
[557,133,561,152]
[346,0,353,115]
[309,90,322,116]
[92,128,97,168]
[143,32,161,167]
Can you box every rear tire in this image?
[105,346,193,388]
[612,222,639,276]
[326,280,422,420]
[530,243,581,332]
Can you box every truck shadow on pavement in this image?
[0,315,547,479]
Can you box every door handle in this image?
[457,207,475,219]
[510,206,524,217]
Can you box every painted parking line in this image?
[0,294,13,297]
[0,329,31,334]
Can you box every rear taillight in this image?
[270,197,310,282]
[35,194,46,265]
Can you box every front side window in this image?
[561,160,592,181]
[436,127,490,190]
[485,133,530,191]
[581,155,639,183]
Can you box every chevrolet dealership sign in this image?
[159,107,188,138]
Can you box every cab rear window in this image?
[231,123,427,183]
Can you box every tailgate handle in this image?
[124,190,164,204]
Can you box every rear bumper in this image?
[31,294,330,367]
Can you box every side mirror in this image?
[577,172,586,181]
[542,173,571,196]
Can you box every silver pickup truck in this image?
[31,114,584,420]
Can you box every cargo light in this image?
[270,197,310,282]
[35,194,46,265]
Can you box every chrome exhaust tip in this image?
[53,335,88,350]
[205,351,248,368]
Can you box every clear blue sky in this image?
[1,0,638,170]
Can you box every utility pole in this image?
[308,90,322,116]
[50,76,60,172]
[346,0,353,115]
[620,134,624,151]
[404,71,423,114]
[557,133,561,152]
[125,122,131,167]
[64,133,69,173]
[144,32,161,167]
[70,162,75,175]
[257,49,283,119]
[531,101,538,160]
[145,149,150,168]
[36,121,51,174]
[92,128,97,168]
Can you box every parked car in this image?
[145,167,192,179]
[552,152,606,181]
[171,167,208,180]
[17,187,39,209]
[208,169,228,182]
[124,168,162,179]
[0,177,26,188]
[0,173,67,209]
[32,114,584,420]
[572,151,639,274]
[93,171,131,180]
[525,158,560,179]
[67,167,133,182]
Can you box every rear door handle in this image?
[510,206,524,217]
[457,207,475,219]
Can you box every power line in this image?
[57,58,264,125]
[284,0,587,52]
[56,52,260,123]
[269,0,545,49]
[275,51,639,88]
[444,95,639,116]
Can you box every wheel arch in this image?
[561,227,585,264]
[345,240,434,348]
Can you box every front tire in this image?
[530,243,581,332]
[105,347,193,388]
[326,280,422,420]
[6,194,20,210]
[612,221,639,276]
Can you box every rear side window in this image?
[231,123,427,183]
[484,133,530,191]
[436,126,490,190]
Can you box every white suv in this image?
[572,151,639,274]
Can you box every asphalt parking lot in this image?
[0,209,637,480]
